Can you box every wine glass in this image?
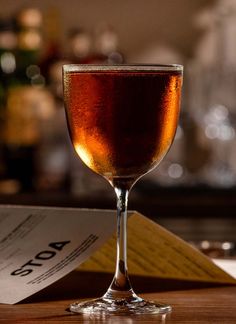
[62,64,183,315]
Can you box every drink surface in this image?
[63,69,182,181]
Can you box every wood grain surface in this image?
[0,271,235,323]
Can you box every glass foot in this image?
[70,295,171,315]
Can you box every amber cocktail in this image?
[63,64,183,315]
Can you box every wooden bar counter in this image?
[0,270,235,323]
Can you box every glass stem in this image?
[104,186,134,299]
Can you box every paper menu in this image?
[0,206,116,304]
[81,212,236,284]
[0,205,235,305]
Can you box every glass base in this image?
[70,295,172,315]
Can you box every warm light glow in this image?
[74,143,93,169]
[18,30,41,50]
[18,8,42,28]
[0,52,16,73]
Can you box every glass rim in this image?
[63,63,183,72]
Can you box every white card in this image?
[0,206,116,304]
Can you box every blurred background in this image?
[0,0,236,254]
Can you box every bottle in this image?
[0,18,18,190]
[39,7,63,86]
[0,18,17,88]
[36,8,71,192]
[1,7,52,192]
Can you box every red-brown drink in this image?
[63,64,183,315]
[63,67,182,182]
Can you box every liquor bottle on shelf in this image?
[0,18,18,192]
[14,7,45,86]
[1,7,55,192]
[0,18,17,90]
[39,7,63,87]
[35,8,72,192]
